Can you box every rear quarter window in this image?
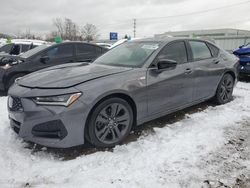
[207,43,220,57]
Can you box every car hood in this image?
[233,47,250,55]
[17,63,133,89]
[0,53,23,59]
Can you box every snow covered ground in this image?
[0,82,250,188]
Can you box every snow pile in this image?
[0,82,250,188]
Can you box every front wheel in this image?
[87,98,134,148]
[214,73,234,104]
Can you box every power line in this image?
[99,0,250,28]
[97,0,250,37]
[136,0,250,21]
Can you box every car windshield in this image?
[244,42,250,48]
[0,43,13,53]
[20,44,51,58]
[94,41,160,67]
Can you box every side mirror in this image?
[40,56,50,64]
[157,59,177,70]
[239,45,244,49]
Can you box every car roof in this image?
[12,39,48,45]
[134,37,213,44]
[53,41,105,48]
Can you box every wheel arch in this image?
[84,92,138,140]
[224,70,236,81]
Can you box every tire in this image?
[87,98,134,148]
[214,73,234,105]
[6,73,26,91]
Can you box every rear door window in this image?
[189,41,212,61]
[76,44,96,55]
[0,44,13,53]
[158,41,188,64]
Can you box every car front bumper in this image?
[239,64,250,77]
[8,87,90,148]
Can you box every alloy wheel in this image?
[94,102,131,145]
[219,74,234,102]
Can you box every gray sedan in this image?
[8,38,239,148]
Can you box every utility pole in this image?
[133,18,136,38]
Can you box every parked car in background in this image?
[8,38,238,148]
[233,42,250,78]
[0,42,108,92]
[96,42,112,49]
[109,38,141,49]
[0,38,7,47]
[0,39,47,55]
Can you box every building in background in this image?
[155,28,250,52]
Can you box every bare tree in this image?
[45,31,58,42]
[52,18,99,42]
[53,18,64,38]
[15,29,37,39]
[53,17,80,41]
[81,23,99,42]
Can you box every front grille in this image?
[8,96,23,111]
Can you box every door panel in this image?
[188,41,224,100]
[147,63,194,115]
[192,58,225,100]
[146,41,194,115]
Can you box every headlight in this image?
[2,64,11,69]
[33,93,82,107]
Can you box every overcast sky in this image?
[0,0,249,39]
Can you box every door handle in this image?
[184,68,192,74]
[213,59,220,64]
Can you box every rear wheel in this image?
[87,98,133,148]
[214,73,234,104]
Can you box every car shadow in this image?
[26,100,214,160]
[239,77,250,83]
[0,91,7,97]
